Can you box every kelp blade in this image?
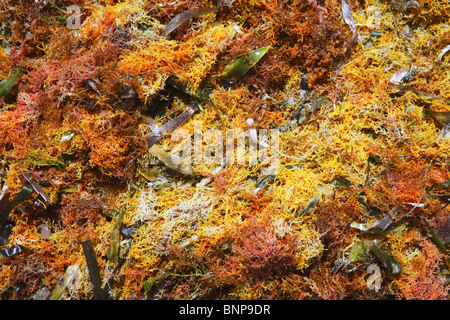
[295,195,320,217]
[423,108,450,126]
[0,244,26,257]
[81,240,102,300]
[22,173,50,202]
[437,45,450,63]
[146,107,199,148]
[156,107,198,134]
[166,75,215,106]
[335,0,357,73]
[101,258,126,300]
[214,46,270,80]
[342,0,357,34]
[349,206,400,234]
[347,240,401,275]
[0,181,35,248]
[166,75,223,120]
[367,240,401,275]
[0,69,20,99]
[437,217,450,245]
[420,215,450,269]
[107,210,124,265]
[149,144,195,176]
[0,182,34,226]
[162,7,217,37]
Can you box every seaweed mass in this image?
[0,0,449,300]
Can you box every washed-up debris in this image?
[86,79,102,98]
[437,126,450,140]
[152,107,198,135]
[60,131,75,142]
[279,91,331,132]
[139,168,185,189]
[435,179,450,190]
[367,240,401,275]
[0,184,9,207]
[39,224,51,239]
[395,88,450,106]
[31,287,50,300]
[421,215,449,255]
